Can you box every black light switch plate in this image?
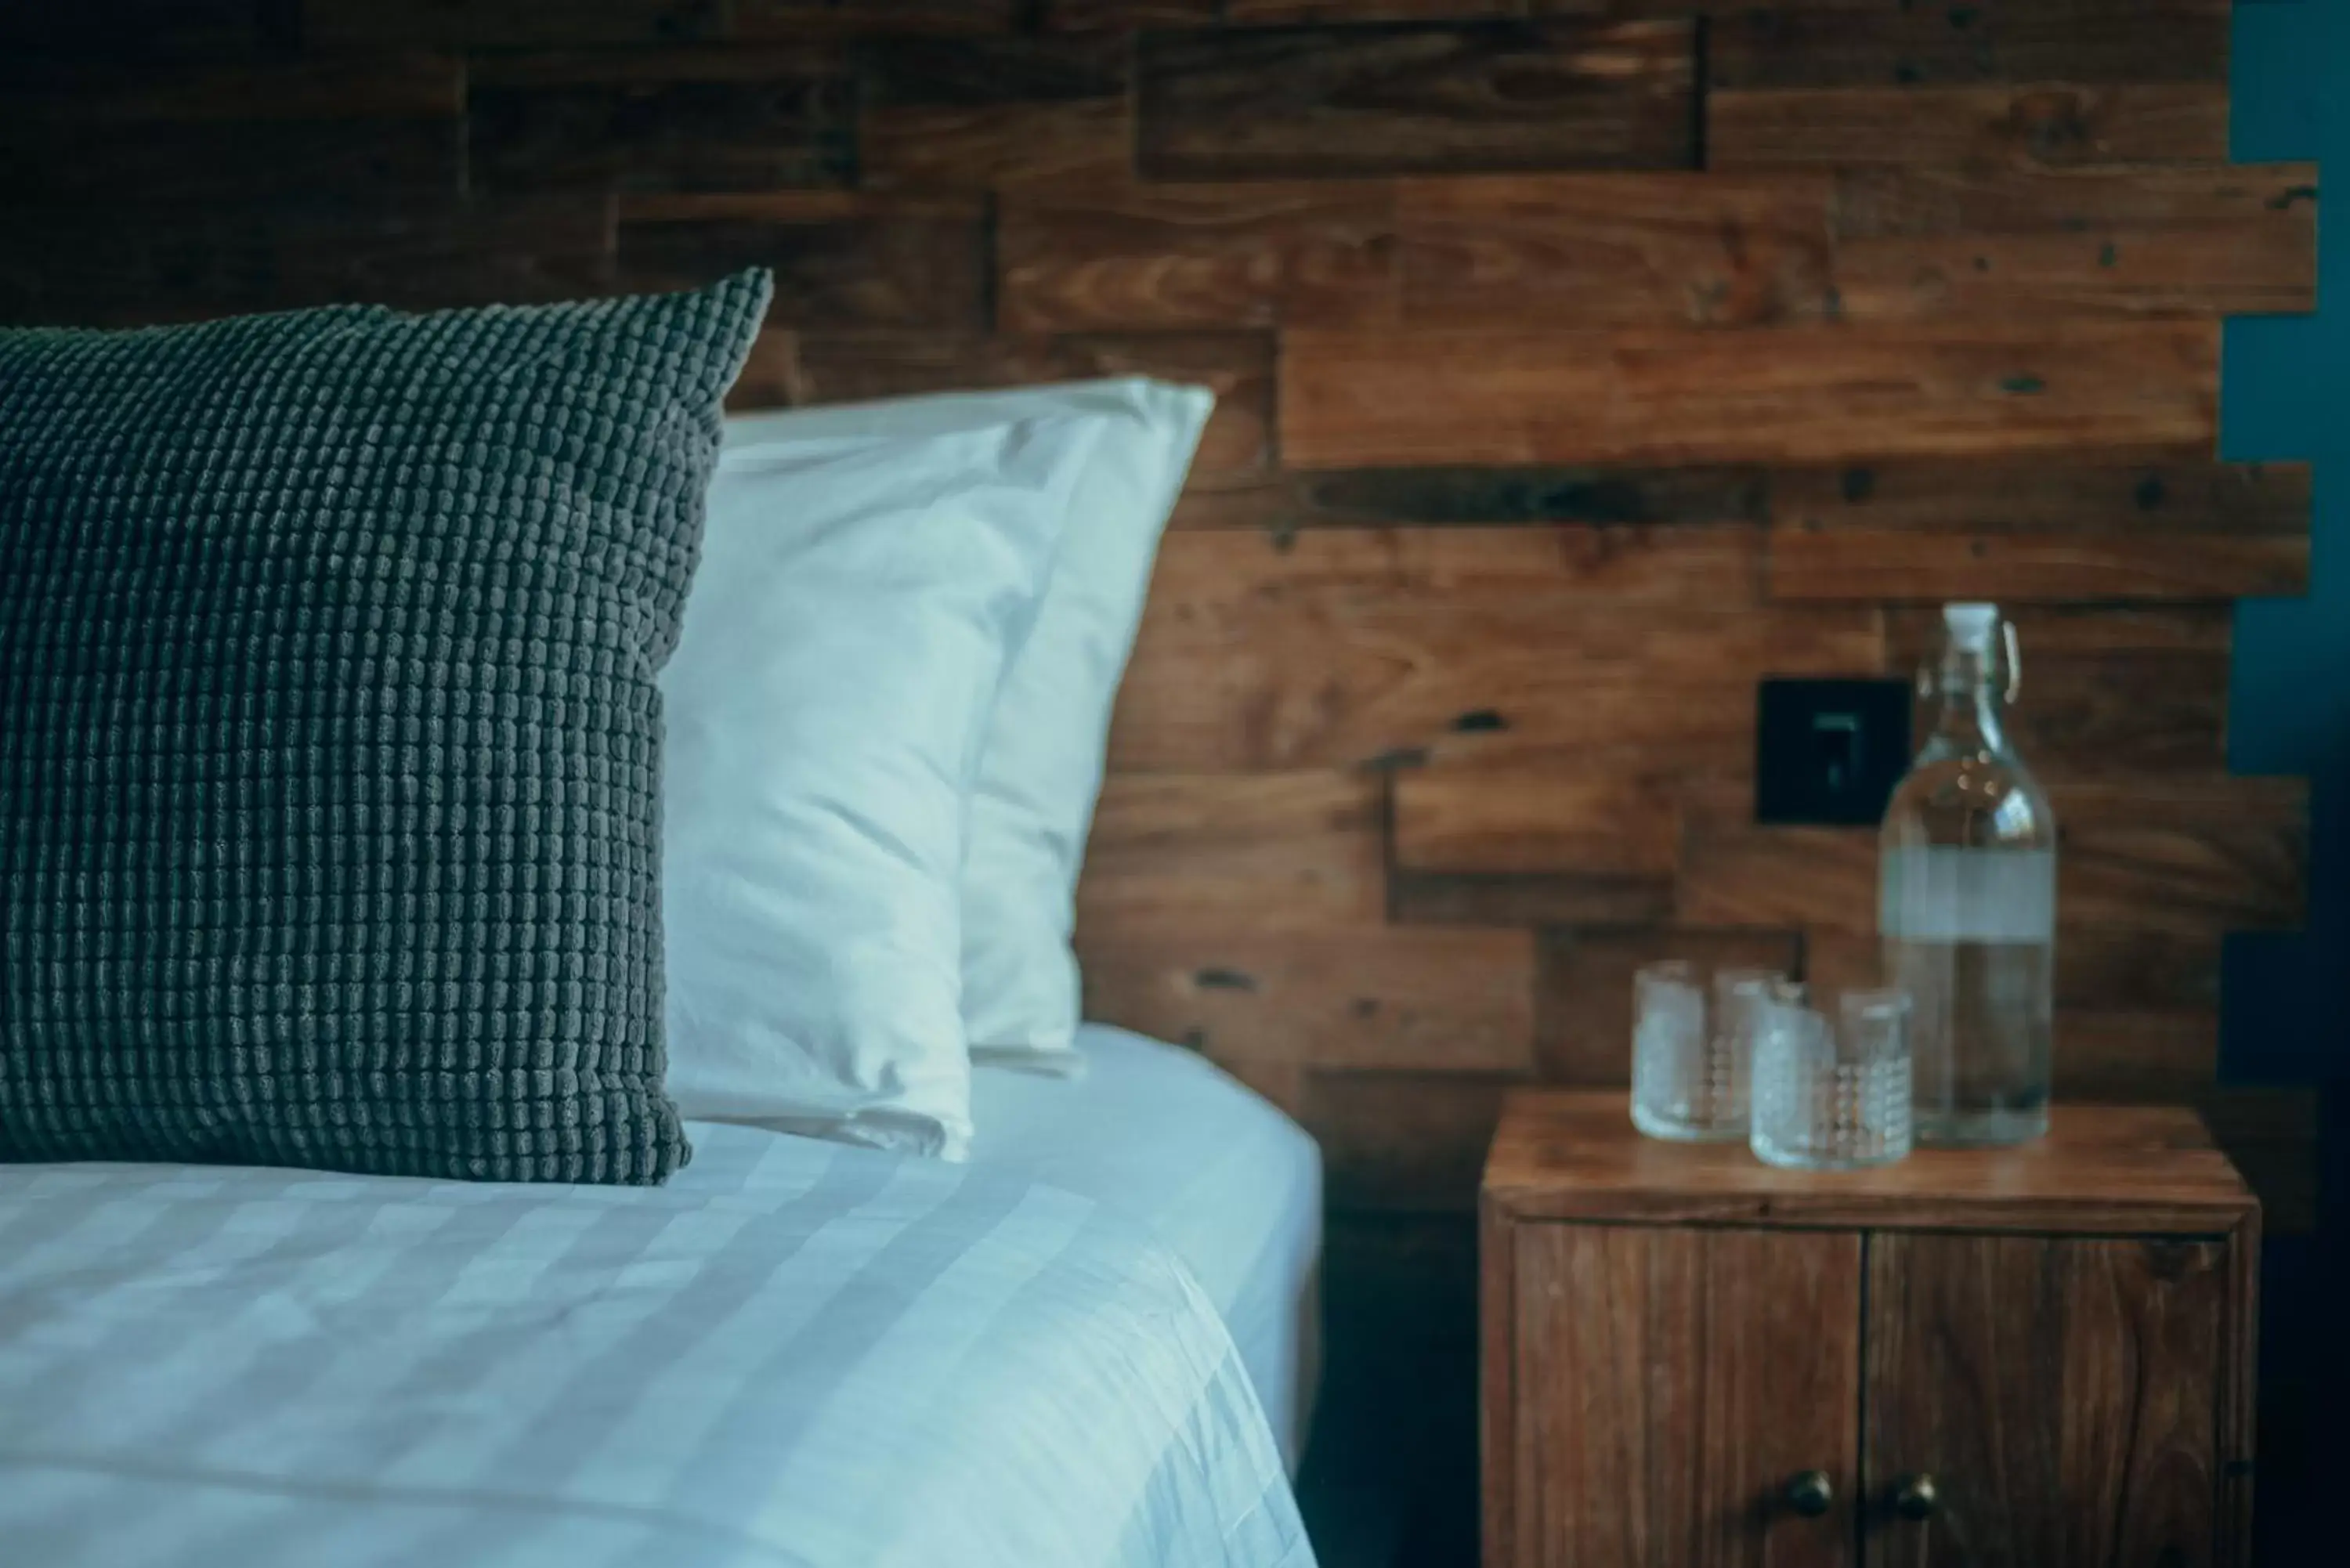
[1754,678,1912,826]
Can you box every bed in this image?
[0,1028,1320,1568]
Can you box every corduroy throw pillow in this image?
[0,270,771,1183]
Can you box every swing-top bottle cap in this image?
[1943,602,1999,651]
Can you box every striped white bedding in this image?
[0,1122,1315,1568]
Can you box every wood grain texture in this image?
[468,47,854,192]
[1137,19,1698,179]
[1392,769,1679,878]
[1111,527,1871,771]
[1508,1225,1861,1568]
[1280,323,2220,468]
[0,0,291,60]
[1831,229,2316,323]
[616,193,983,328]
[0,53,464,200]
[1712,84,2230,172]
[2059,778,2308,938]
[734,0,1023,35]
[789,331,1276,480]
[1678,775,2307,941]
[1000,180,1401,330]
[1169,464,1767,532]
[302,0,730,47]
[1399,173,1836,328]
[1073,771,1387,936]
[0,197,619,327]
[1831,163,2317,240]
[1885,604,2238,778]
[1388,868,1680,930]
[1866,1234,2234,1568]
[1708,4,2232,92]
[859,34,1130,192]
[1769,462,2310,602]
[1484,1089,2258,1233]
[1079,925,1536,1074]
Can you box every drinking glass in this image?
[1630,962,1786,1141]
[1749,988,1914,1171]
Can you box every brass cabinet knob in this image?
[1893,1473,1940,1522]
[1782,1470,1834,1517]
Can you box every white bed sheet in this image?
[973,1025,1324,1472]
[0,1116,1314,1568]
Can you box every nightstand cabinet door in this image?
[1864,1234,2232,1568]
[1509,1223,1861,1568]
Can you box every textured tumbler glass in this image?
[1630,963,1785,1141]
[1750,988,1914,1172]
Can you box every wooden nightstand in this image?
[1480,1090,2261,1568]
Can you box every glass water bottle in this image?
[1878,603,2057,1145]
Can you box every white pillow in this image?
[960,383,1211,1072]
[659,412,1104,1159]
[712,381,1213,1078]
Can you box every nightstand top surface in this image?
[1484,1089,2257,1234]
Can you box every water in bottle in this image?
[1878,603,2056,1146]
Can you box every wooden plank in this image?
[1835,163,2316,240]
[1280,322,2219,468]
[1488,1090,2257,1232]
[1824,164,2317,323]
[468,48,854,193]
[1389,869,1678,930]
[860,35,1132,192]
[1038,0,1220,28]
[789,331,1274,482]
[1712,84,2230,172]
[1141,520,1767,605]
[1137,19,1697,180]
[616,193,985,330]
[0,54,463,201]
[1804,930,2222,1098]
[1865,1234,2226,1568]
[0,0,288,60]
[1834,229,2315,323]
[304,0,730,45]
[1001,180,1399,331]
[1805,920,2222,1015]
[1398,172,1836,328]
[1112,529,1874,771]
[1709,4,2231,91]
[1306,1070,1524,1212]
[1678,817,1879,935]
[1513,1226,1862,1568]
[1078,929,1538,1075]
[2051,1010,2219,1100]
[1781,461,2308,538]
[1770,462,2311,602]
[1885,604,2237,779]
[1229,0,1521,22]
[1685,777,2306,943]
[1392,770,1679,878]
[2059,777,2308,938]
[0,197,617,327]
[1168,465,1766,533]
[1072,772,1387,937]
[735,0,1022,34]
[1535,927,1803,1086]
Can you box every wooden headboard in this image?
[0,1,2318,1504]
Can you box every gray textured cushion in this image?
[0,270,771,1183]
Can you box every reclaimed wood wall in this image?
[0,0,2319,1549]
